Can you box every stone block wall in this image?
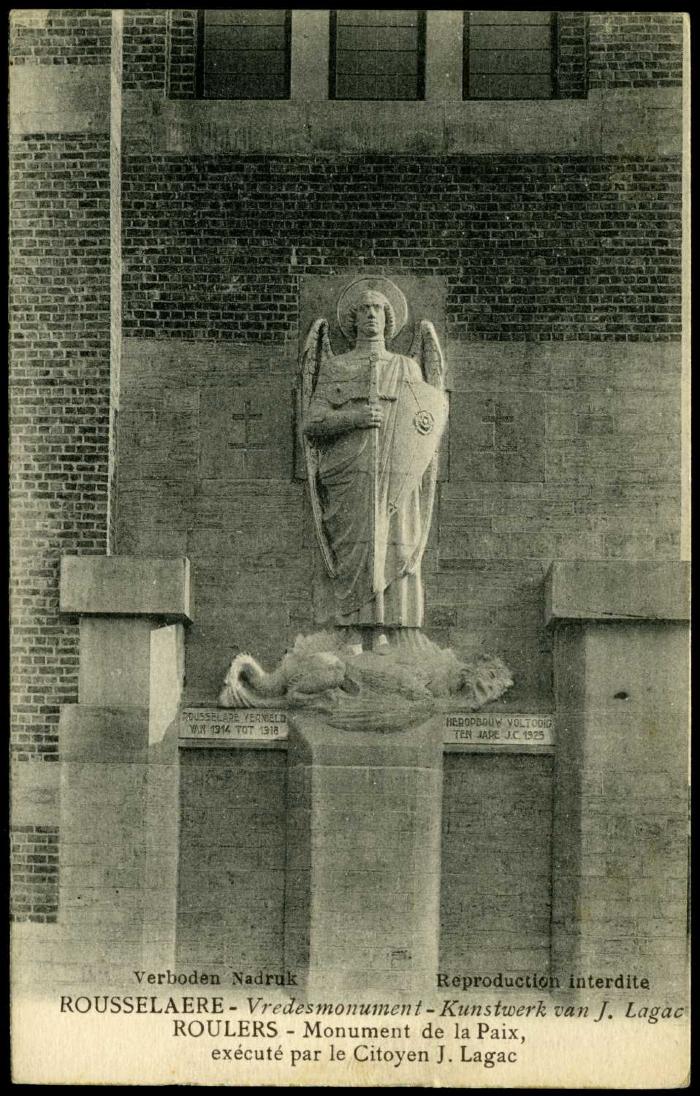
[176,744,556,983]
[549,600,689,996]
[177,748,288,974]
[117,151,682,706]
[441,753,554,974]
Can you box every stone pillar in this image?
[425,10,464,101]
[547,562,689,998]
[56,556,191,988]
[290,10,330,101]
[284,713,443,998]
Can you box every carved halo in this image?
[337,276,408,342]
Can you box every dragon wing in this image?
[296,319,336,578]
[218,654,257,708]
[403,320,447,577]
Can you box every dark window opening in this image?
[464,11,557,100]
[197,9,291,100]
[330,10,426,101]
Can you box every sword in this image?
[368,352,382,608]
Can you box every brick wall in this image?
[122,9,168,93]
[9,8,111,65]
[10,133,111,763]
[10,826,60,923]
[10,11,112,924]
[168,9,198,99]
[589,12,684,88]
[441,753,554,974]
[556,11,588,99]
[122,155,681,341]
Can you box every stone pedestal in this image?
[547,562,689,998]
[284,713,443,998]
[55,556,191,988]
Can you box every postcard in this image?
[10,9,689,1087]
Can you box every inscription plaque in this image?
[444,711,554,747]
[180,708,553,747]
[180,707,288,741]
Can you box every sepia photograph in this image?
[9,7,689,1086]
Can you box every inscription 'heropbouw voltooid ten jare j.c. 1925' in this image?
[218,277,513,727]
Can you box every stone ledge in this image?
[60,556,192,621]
[545,561,690,626]
[124,86,682,158]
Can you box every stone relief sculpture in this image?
[300,277,445,649]
[219,277,513,728]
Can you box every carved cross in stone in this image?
[482,400,515,451]
[228,399,264,451]
[482,400,514,429]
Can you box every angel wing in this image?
[297,319,336,578]
[409,319,446,389]
[402,320,447,577]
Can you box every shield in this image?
[387,376,448,514]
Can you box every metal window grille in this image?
[198,9,291,100]
[463,11,557,100]
[330,10,426,101]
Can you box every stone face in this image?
[60,556,192,621]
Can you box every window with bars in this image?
[197,10,291,99]
[464,11,556,100]
[330,10,425,101]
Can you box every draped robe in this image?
[306,350,427,628]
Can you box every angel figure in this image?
[298,277,448,655]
